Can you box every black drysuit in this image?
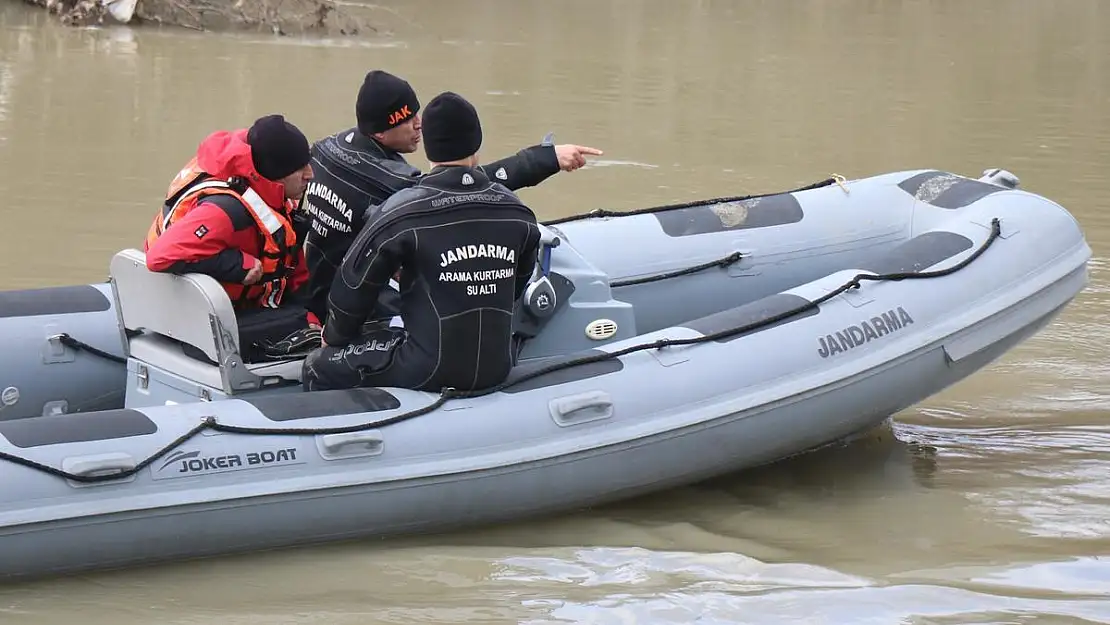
[302,166,542,393]
[301,129,559,323]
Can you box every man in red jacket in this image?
[144,114,321,363]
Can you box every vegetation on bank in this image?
[23,0,375,36]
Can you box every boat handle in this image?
[549,391,614,427]
[66,456,137,477]
[61,453,138,487]
[318,431,384,456]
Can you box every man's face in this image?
[280,163,314,200]
[375,114,422,154]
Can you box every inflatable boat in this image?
[0,167,1092,582]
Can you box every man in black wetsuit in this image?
[302,91,543,393]
[300,69,602,325]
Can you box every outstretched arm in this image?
[322,222,410,347]
[479,141,603,191]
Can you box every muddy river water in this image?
[0,1,1108,622]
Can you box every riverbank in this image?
[22,0,376,36]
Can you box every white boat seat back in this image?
[109,248,241,364]
[108,248,303,395]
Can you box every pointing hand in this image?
[554,144,604,172]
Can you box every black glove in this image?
[257,326,323,360]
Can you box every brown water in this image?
[1,0,1109,622]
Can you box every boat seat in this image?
[109,248,303,395]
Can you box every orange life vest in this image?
[146,156,300,309]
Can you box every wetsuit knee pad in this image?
[302,328,407,391]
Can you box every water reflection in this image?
[516,581,1110,625]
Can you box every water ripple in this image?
[495,547,873,591]
[498,548,1110,625]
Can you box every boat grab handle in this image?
[316,431,384,459]
[61,453,138,488]
[549,391,614,427]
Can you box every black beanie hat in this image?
[247,114,311,181]
[421,91,483,163]
[356,70,421,135]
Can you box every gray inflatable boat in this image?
[0,167,1091,582]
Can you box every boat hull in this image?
[0,173,1091,582]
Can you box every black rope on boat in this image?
[53,333,131,366]
[610,252,745,288]
[540,177,838,226]
[0,218,1003,484]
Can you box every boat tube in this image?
[0,167,1091,582]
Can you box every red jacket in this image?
[144,129,315,322]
